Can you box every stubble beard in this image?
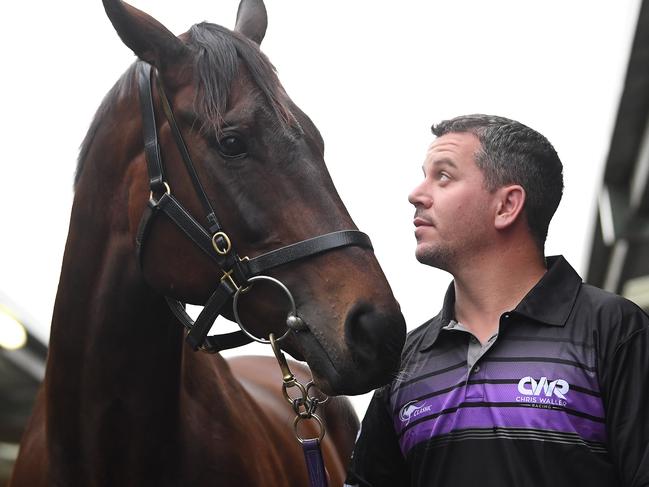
[415,242,458,273]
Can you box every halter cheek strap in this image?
[135,62,373,353]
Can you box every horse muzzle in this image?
[288,301,406,396]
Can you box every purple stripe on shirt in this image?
[395,383,604,433]
[398,401,607,455]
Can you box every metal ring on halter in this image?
[232,275,296,344]
[149,181,171,204]
[293,413,326,444]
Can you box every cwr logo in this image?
[517,376,570,399]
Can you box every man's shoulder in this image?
[576,282,647,319]
[573,282,649,340]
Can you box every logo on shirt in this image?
[399,400,432,423]
[516,376,569,407]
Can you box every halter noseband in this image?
[134,62,373,353]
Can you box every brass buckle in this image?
[149,181,171,204]
[220,269,240,290]
[211,232,232,255]
[220,257,251,293]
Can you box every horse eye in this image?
[217,134,247,159]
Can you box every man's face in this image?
[408,132,497,271]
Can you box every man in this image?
[345,114,649,486]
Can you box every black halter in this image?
[134,62,373,353]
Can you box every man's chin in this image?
[415,245,453,270]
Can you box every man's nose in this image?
[408,181,431,207]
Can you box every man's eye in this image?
[217,134,247,159]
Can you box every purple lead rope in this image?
[302,438,328,487]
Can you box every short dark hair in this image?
[431,114,564,250]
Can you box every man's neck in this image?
[451,244,547,344]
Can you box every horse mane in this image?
[74,22,295,188]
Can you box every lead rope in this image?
[269,333,329,487]
[230,276,330,486]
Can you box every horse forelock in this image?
[188,22,297,136]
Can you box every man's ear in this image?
[494,185,526,230]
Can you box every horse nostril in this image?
[344,302,406,381]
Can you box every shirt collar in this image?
[513,255,582,326]
[418,255,582,353]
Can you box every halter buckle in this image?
[211,231,232,255]
[148,181,171,205]
[220,268,250,293]
[219,256,251,293]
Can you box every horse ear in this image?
[102,0,189,69]
[234,0,268,45]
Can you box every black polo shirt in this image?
[346,256,649,487]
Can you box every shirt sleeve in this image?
[600,308,649,487]
[345,386,410,487]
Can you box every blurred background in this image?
[2,0,649,482]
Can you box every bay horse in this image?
[9,0,406,486]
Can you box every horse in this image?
[9,0,406,485]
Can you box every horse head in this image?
[94,0,406,395]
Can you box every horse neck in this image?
[43,76,236,481]
[46,69,179,396]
